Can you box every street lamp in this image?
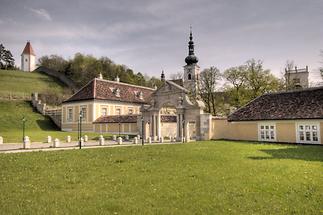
[22,116,26,143]
[118,98,121,138]
[182,119,185,143]
[141,116,144,146]
[79,110,83,149]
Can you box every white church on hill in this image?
[21,41,36,72]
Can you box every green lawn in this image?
[0,100,109,143]
[0,141,322,214]
[0,69,67,99]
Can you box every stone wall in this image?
[32,92,62,128]
[35,66,78,92]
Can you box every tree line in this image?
[38,53,162,89]
[198,59,285,116]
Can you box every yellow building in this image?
[61,76,155,134]
[212,87,323,145]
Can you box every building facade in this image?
[212,87,323,145]
[61,76,154,134]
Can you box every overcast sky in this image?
[1,0,322,82]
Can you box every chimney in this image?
[115,75,120,82]
[98,73,103,80]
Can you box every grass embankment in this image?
[0,141,322,214]
[0,69,66,99]
[0,70,105,142]
[0,100,107,142]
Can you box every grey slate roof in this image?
[228,87,323,121]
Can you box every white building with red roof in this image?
[21,41,36,72]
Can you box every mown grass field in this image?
[0,100,110,143]
[0,141,322,214]
[0,69,66,98]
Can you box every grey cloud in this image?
[0,0,322,81]
[27,7,52,21]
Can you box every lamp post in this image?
[141,116,144,146]
[79,110,83,149]
[182,119,185,143]
[22,116,26,143]
[118,98,121,138]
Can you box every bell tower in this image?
[183,28,200,96]
[21,41,36,72]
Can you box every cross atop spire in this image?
[185,26,198,65]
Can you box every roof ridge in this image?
[263,86,323,96]
[95,78,155,91]
[63,79,94,102]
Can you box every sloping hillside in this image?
[0,69,67,99]
[0,70,101,143]
[0,100,100,143]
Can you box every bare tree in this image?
[320,50,323,78]
[169,72,183,80]
[199,66,221,114]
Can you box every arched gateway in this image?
[140,80,212,142]
[140,29,213,142]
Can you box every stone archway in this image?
[140,80,212,142]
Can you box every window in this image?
[297,123,320,144]
[101,108,107,116]
[67,108,73,122]
[114,88,120,97]
[80,106,87,121]
[128,107,133,115]
[25,59,28,62]
[259,124,276,141]
[188,73,192,80]
[115,106,121,115]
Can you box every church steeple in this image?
[183,27,200,96]
[185,27,198,65]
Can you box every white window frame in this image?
[115,106,121,115]
[101,107,107,116]
[128,107,134,115]
[296,122,320,144]
[258,123,276,142]
[80,105,87,121]
[66,107,73,122]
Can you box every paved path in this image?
[0,140,182,154]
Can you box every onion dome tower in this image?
[183,27,200,96]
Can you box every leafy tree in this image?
[223,65,248,108]
[38,55,69,73]
[38,53,162,89]
[223,59,283,108]
[0,43,15,69]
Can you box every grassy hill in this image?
[0,69,67,99]
[0,100,100,143]
[0,70,101,143]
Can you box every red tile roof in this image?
[228,87,323,121]
[64,78,155,104]
[94,115,139,123]
[21,42,36,56]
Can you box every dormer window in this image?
[114,88,120,97]
[138,91,143,100]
